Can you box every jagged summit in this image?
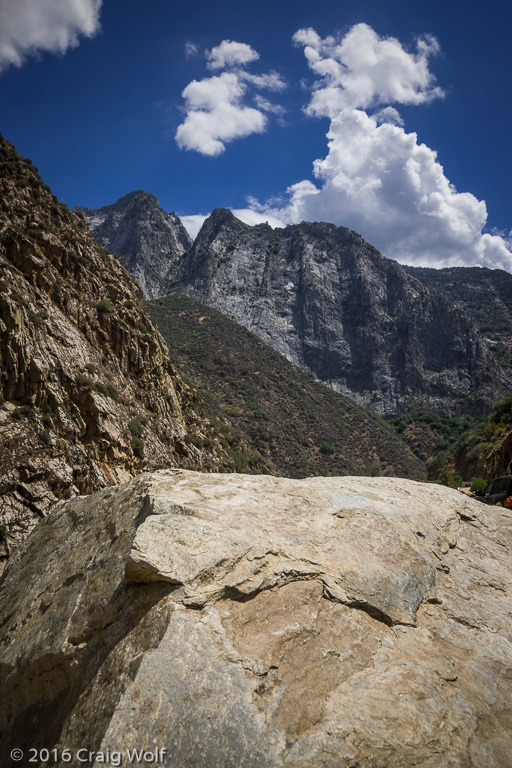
[78,196,509,417]
[75,191,192,299]
[166,211,508,417]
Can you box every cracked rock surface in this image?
[0,470,511,767]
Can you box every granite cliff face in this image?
[76,191,192,300]
[168,209,507,417]
[1,470,511,767]
[0,137,231,572]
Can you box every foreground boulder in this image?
[0,471,511,767]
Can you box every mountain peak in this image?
[162,211,508,417]
[76,192,192,299]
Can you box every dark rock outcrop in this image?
[1,470,511,767]
[0,136,231,572]
[76,191,192,300]
[167,209,507,416]
[405,265,512,373]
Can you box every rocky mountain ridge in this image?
[79,195,510,418]
[404,265,512,371]
[168,209,507,417]
[76,191,192,300]
[0,136,232,572]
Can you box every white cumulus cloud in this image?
[176,39,285,156]
[0,0,102,72]
[175,72,267,156]
[206,40,259,70]
[293,23,444,118]
[263,108,512,269]
[244,25,512,271]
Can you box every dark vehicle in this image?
[476,475,512,507]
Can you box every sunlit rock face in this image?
[166,209,508,417]
[0,138,231,572]
[1,469,511,767]
[79,200,507,417]
[76,191,192,300]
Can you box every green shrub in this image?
[320,441,335,455]
[445,473,463,489]
[185,433,204,449]
[0,524,8,540]
[75,374,95,390]
[471,477,488,493]
[364,459,379,477]
[27,309,43,327]
[137,320,152,335]
[75,374,118,401]
[96,299,115,313]
[41,412,53,428]
[131,436,144,458]
[128,419,143,438]
[95,382,119,401]
[231,450,247,473]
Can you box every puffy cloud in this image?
[175,72,267,156]
[0,0,102,72]
[176,40,285,156]
[374,106,404,127]
[206,40,259,70]
[238,24,512,271]
[180,214,208,239]
[256,108,512,269]
[293,23,443,118]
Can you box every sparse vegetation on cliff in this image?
[146,293,426,480]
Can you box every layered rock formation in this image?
[405,265,512,371]
[79,198,508,417]
[0,136,231,572]
[76,191,192,299]
[1,470,511,767]
[166,210,507,416]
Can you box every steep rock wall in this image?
[168,210,507,416]
[0,136,231,571]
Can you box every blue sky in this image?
[0,0,510,269]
